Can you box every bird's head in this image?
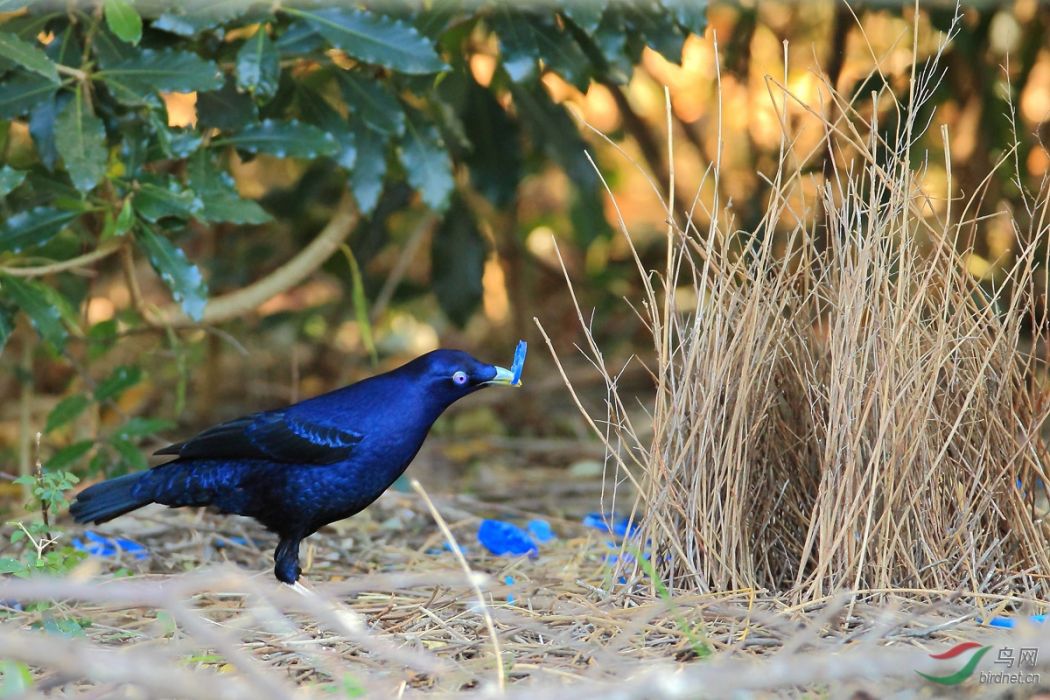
[406,349,519,407]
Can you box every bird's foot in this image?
[285,579,363,633]
[289,580,315,597]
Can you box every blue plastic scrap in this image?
[442,541,469,555]
[72,531,148,560]
[986,614,1047,629]
[527,519,556,543]
[510,340,527,386]
[582,512,637,537]
[477,519,537,557]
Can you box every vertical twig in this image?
[33,432,52,551]
[17,338,32,504]
[410,479,505,692]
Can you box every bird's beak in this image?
[487,365,521,387]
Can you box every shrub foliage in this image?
[0,1,705,479]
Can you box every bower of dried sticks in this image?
[550,25,1050,604]
[4,16,1050,700]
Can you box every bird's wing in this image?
[154,411,362,465]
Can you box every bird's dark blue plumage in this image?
[70,349,519,583]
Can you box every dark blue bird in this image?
[70,349,520,584]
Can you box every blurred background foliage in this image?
[0,1,1048,507]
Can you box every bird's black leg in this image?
[274,535,303,585]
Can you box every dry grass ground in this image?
[3,492,1050,699]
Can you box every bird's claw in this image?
[290,580,315,597]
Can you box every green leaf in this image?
[0,558,25,575]
[587,10,634,84]
[0,206,79,254]
[493,14,593,90]
[513,83,597,187]
[29,93,61,170]
[187,151,272,225]
[492,13,540,83]
[116,416,174,438]
[55,88,108,193]
[46,395,91,433]
[95,365,143,402]
[196,77,258,131]
[0,165,27,197]
[45,440,94,471]
[297,85,356,170]
[1,276,69,351]
[87,318,118,360]
[97,49,224,105]
[104,0,143,45]
[563,1,605,33]
[291,7,445,74]
[527,16,592,91]
[135,227,208,321]
[460,80,521,207]
[0,71,59,119]
[149,115,204,159]
[0,660,33,694]
[274,21,325,55]
[236,28,279,99]
[661,0,707,33]
[623,6,687,63]
[0,306,13,356]
[0,32,59,83]
[512,83,609,242]
[432,197,486,326]
[91,27,136,68]
[103,198,136,239]
[46,23,85,69]
[88,450,110,475]
[111,437,147,471]
[349,123,387,215]
[199,187,271,224]
[399,110,453,212]
[217,119,339,158]
[151,0,257,37]
[338,72,405,136]
[339,244,377,365]
[133,178,201,222]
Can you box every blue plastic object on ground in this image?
[527,519,555,543]
[987,614,1046,629]
[582,512,637,537]
[72,531,148,559]
[510,340,527,386]
[477,519,537,557]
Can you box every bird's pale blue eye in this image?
[453,371,468,385]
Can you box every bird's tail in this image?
[69,472,153,525]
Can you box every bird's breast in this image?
[301,421,432,526]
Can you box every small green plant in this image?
[321,674,366,698]
[0,660,33,696]
[634,548,712,660]
[1,433,85,579]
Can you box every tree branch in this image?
[149,192,359,328]
[0,238,124,277]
